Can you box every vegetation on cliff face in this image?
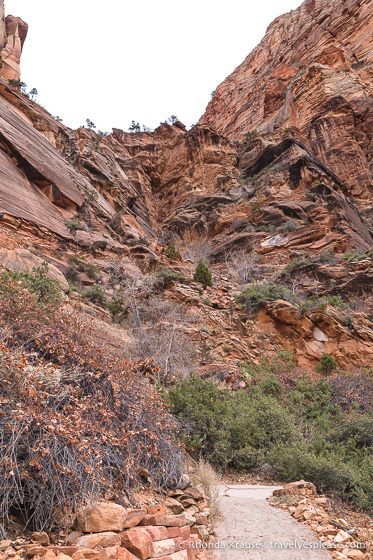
[0,267,182,535]
[167,353,373,512]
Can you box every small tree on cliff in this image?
[86,119,96,129]
[29,88,38,101]
[129,120,141,132]
[194,259,212,289]
[8,79,27,94]
[165,241,180,261]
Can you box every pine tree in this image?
[165,241,180,261]
[194,259,212,289]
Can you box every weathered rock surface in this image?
[0,0,28,81]
[75,503,128,533]
[200,0,373,198]
[0,248,69,290]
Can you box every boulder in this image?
[31,533,50,546]
[164,498,184,515]
[75,533,121,549]
[151,539,177,558]
[184,488,204,502]
[25,547,48,558]
[147,507,167,516]
[140,515,185,528]
[72,549,100,560]
[144,527,169,541]
[120,527,153,560]
[183,514,196,527]
[75,503,128,533]
[177,475,191,490]
[0,541,12,551]
[0,248,69,291]
[123,509,147,529]
[334,530,353,545]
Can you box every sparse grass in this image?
[196,458,222,524]
[276,220,300,235]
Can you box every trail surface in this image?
[212,485,332,559]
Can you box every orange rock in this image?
[75,533,121,549]
[72,549,100,560]
[123,509,147,529]
[147,506,167,515]
[99,547,133,560]
[75,503,128,533]
[120,528,153,560]
[140,515,185,528]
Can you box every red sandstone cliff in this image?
[0,0,372,371]
[0,0,27,81]
[199,0,373,198]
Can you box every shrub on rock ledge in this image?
[193,259,212,289]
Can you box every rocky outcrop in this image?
[199,0,373,198]
[0,0,28,80]
[270,481,373,559]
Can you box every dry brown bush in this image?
[225,248,259,285]
[0,272,183,535]
[107,259,196,383]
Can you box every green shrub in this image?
[167,372,373,511]
[65,218,86,233]
[0,263,62,310]
[276,221,300,235]
[166,377,299,469]
[305,190,316,202]
[279,257,311,277]
[235,282,295,310]
[315,354,338,376]
[342,247,373,262]
[165,241,180,261]
[259,375,284,397]
[157,268,185,285]
[343,315,354,328]
[64,263,79,284]
[193,259,212,289]
[81,285,106,306]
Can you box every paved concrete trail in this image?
[212,485,332,559]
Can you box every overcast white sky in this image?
[6,0,301,132]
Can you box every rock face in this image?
[0,0,372,371]
[199,0,373,198]
[0,0,28,80]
